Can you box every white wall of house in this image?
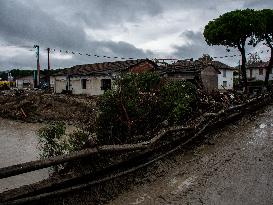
[54,75,114,95]
[218,68,234,90]
[49,76,55,92]
[54,76,67,93]
[246,68,273,81]
[50,76,55,87]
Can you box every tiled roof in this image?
[158,60,201,74]
[210,61,234,70]
[159,59,231,74]
[246,61,269,68]
[55,59,154,76]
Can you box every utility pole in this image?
[238,60,241,81]
[34,45,40,88]
[47,48,51,88]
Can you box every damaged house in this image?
[51,55,233,95]
[246,60,273,81]
[160,55,233,92]
[52,59,157,95]
[159,55,233,92]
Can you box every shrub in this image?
[96,72,197,145]
[38,122,66,158]
[96,73,162,145]
[38,122,89,158]
[67,130,89,151]
[160,80,197,123]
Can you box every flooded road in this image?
[0,118,48,192]
[107,106,273,205]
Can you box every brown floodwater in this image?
[0,118,49,192]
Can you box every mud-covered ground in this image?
[106,106,273,205]
[0,90,98,127]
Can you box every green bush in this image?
[96,72,197,145]
[67,130,89,151]
[96,73,162,145]
[160,80,197,123]
[248,80,264,87]
[38,122,89,158]
[38,122,66,158]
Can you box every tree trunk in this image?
[239,44,248,92]
[264,48,273,90]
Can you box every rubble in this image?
[0,90,98,127]
[0,88,251,131]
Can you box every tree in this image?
[0,71,8,81]
[253,9,273,89]
[203,9,256,91]
[10,69,33,79]
[96,72,197,145]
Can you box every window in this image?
[270,68,273,74]
[223,81,227,87]
[259,68,263,75]
[81,79,87,89]
[223,69,226,78]
[101,79,111,90]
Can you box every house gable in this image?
[201,65,219,92]
[128,60,157,73]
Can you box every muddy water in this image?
[0,118,49,193]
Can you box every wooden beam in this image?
[0,126,194,179]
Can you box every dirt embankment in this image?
[0,89,248,130]
[0,90,99,126]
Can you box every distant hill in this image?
[0,69,62,80]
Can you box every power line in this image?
[0,43,271,61]
[47,46,271,61]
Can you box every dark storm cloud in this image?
[244,0,273,9]
[172,30,243,66]
[36,0,218,29]
[0,0,273,70]
[0,1,87,49]
[172,30,270,66]
[63,0,163,28]
[0,0,153,70]
[96,41,154,58]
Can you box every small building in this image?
[52,59,157,95]
[16,75,34,89]
[15,74,50,89]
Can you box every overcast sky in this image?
[0,0,272,71]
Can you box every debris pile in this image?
[0,90,98,126]
[0,88,251,130]
[197,89,246,114]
